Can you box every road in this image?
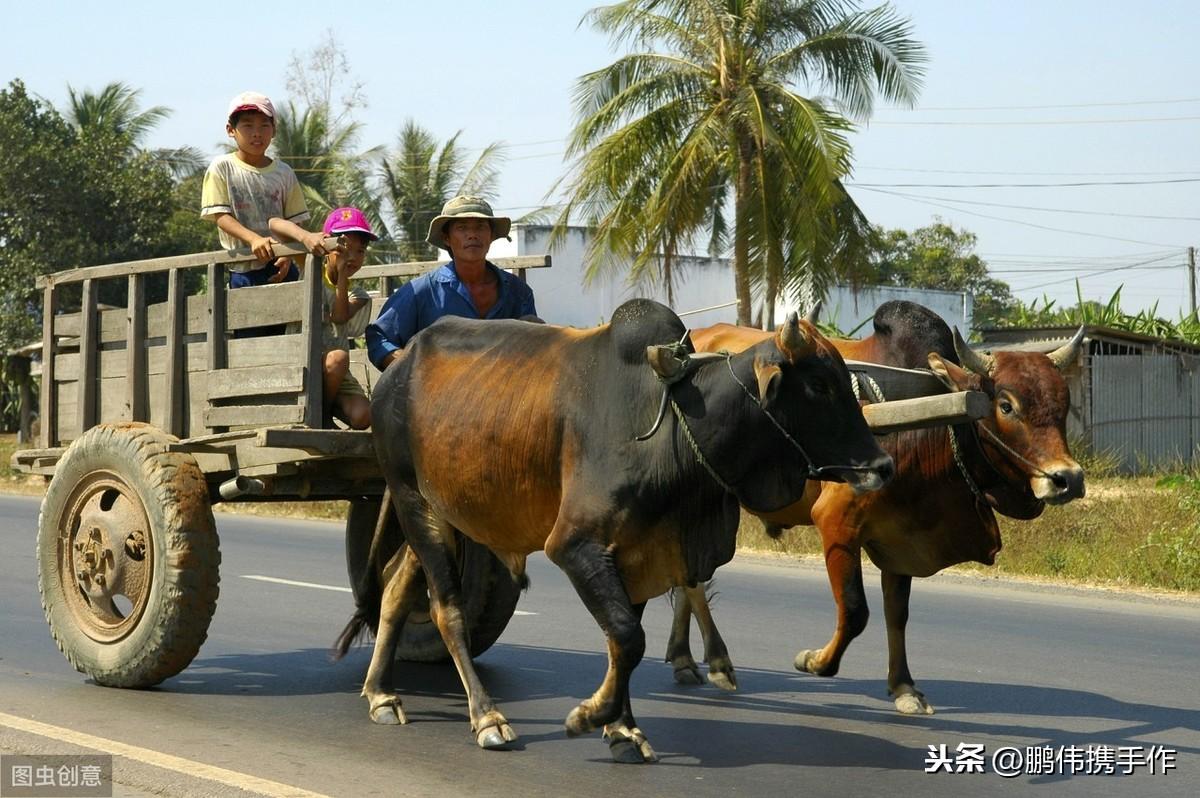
[1,494,1197,797]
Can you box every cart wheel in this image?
[37,422,219,687]
[346,498,520,662]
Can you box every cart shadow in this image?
[164,642,1198,771]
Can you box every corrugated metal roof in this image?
[978,324,1200,356]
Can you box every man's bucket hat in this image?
[426,195,511,251]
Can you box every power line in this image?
[1008,254,1184,292]
[855,189,1200,222]
[896,97,1200,112]
[858,165,1200,178]
[853,185,1185,248]
[849,177,1200,189]
[869,115,1200,127]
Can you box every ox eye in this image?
[999,399,1014,415]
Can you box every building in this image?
[492,224,972,337]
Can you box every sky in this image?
[7,1,1199,318]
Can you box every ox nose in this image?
[845,454,894,495]
[1041,464,1086,503]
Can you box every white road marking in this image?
[0,711,329,798]
[240,575,537,614]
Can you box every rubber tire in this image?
[38,422,220,688]
[345,498,521,662]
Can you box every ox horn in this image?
[953,328,995,376]
[779,312,813,358]
[804,299,823,326]
[1046,327,1086,371]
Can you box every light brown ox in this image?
[666,301,1085,714]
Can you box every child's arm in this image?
[269,218,329,257]
[329,259,353,324]
[213,213,275,262]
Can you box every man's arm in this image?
[366,287,419,371]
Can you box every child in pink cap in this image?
[289,207,378,428]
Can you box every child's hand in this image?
[301,231,328,257]
[250,235,276,263]
[267,257,292,283]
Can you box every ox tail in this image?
[332,607,375,661]
[765,523,787,539]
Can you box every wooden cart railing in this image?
[18,242,551,495]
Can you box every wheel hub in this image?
[60,473,153,642]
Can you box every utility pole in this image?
[1189,246,1197,316]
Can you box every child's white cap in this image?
[227,91,275,122]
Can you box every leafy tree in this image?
[0,80,176,356]
[860,219,1016,329]
[379,120,506,261]
[272,101,380,223]
[64,81,203,177]
[556,0,926,325]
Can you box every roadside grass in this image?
[3,433,1197,594]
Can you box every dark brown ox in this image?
[349,299,892,763]
[667,300,1085,713]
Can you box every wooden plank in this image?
[353,254,551,281]
[207,262,228,371]
[40,284,57,448]
[167,428,262,450]
[225,334,303,370]
[207,366,305,400]
[862,391,989,435]
[163,269,185,437]
[256,428,376,457]
[36,238,339,289]
[77,278,98,435]
[225,281,306,330]
[301,254,324,428]
[127,274,148,421]
[203,404,305,428]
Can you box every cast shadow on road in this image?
[159,641,1197,771]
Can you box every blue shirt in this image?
[366,260,538,370]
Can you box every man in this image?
[366,196,538,370]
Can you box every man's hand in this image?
[249,235,276,263]
[267,256,292,283]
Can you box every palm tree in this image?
[271,101,381,225]
[555,0,926,326]
[378,120,507,262]
[64,81,204,178]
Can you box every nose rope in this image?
[974,422,1057,480]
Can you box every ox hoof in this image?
[707,668,738,692]
[794,650,833,676]
[476,724,518,750]
[672,662,704,687]
[369,698,408,726]
[894,692,934,716]
[605,727,658,764]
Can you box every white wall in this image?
[492,224,972,336]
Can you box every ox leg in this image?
[689,584,737,691]
[795,539,869,678]
[391,487,516,749]
[665,586,703,686]
[882,571,933,715]
[545,531,654,763]
[361,545,424,725]
[603,602,658,764]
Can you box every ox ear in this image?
[776,313,815,360]
[928,352,973,392]
[754,358,783,402]
[646,345,687,381]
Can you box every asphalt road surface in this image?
[1,494,1197,797]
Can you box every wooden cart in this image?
[11,241,985,688]
[12,242,549,687]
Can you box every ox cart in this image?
[11,241,987,688]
